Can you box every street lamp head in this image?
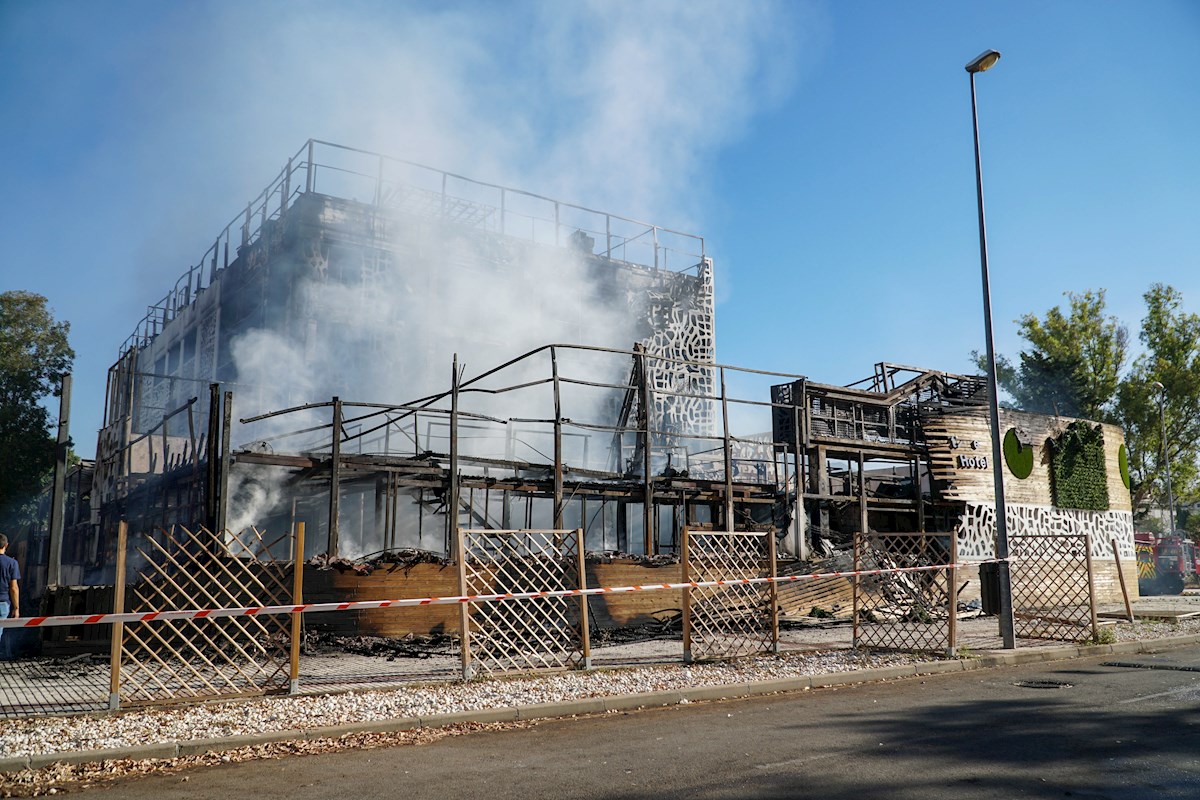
[1152,381,1165,392]
[966,50,1002,74]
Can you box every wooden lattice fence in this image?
[111,523,299,707]
[1009,533,1098,643]
[456,528,589,678]
[852,532,958,656]
[682,529,778,662]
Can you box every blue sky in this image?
[2,1,1197,457]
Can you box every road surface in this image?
[100,646,1200,799]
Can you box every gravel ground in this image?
[3,614,1199,763]
[0,649,919,759]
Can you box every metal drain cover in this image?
[1013,679,1073,689]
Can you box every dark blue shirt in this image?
[0,554,19,603]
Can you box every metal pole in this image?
[791,403,807,559]
[970,66,1016,649]
[305,140,315,193]
[217,391,233,537]
[637,346,654,555]
[328,397,342,557]
[720,367,734,531]
[552,347,564,529]
[47,373,71,588]
[205,384,220,531]
[449,355,461,557]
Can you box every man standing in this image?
[0,534,19,658]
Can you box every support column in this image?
[552,347,564,529]
[217,391,233,536]
[47,373,72,587]
[328,397,341,557]
[721,367,734,531]
[636,346,654,555]
[448,356,461,557]
[205,384,220,530]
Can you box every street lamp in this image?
[1152,381,1175,533]
[966,49,1016,649]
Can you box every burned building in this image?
[771,365,1137,604]
[44,141,1135,638]
[85,140,718,576]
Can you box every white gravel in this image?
[0,650,918,758]
[3,612,1198,761]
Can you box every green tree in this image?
[0,291,74,525]
[981,290,1127,420]
[1116,284,1200,523]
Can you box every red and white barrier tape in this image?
[0,559,1002,630]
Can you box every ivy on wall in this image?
[1049,421,1110,511]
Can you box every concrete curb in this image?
[6,633,1200,774]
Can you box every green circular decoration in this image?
[1119,443,1131,490]
[1003,428,1034,479]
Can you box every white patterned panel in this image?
[198,311,218,382]
[641,259,716,438]
[955,502,1135,561]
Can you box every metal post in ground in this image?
[552,347,564,529]
[966,49,1016,649]
[217,392,233,538]
[721,367,734,532]
[328,397,342,557]
[449,356,461,557]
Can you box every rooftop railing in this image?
[121,140,707,356]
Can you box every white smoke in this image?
[168,1,804,544]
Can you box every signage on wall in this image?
[948,435,989,470]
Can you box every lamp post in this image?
[1152,381,1175,533]
[967,49,1016,649]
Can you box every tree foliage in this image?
[986,290,1127,421]
[0,291,74,524]
[1115,284,1200,523]
[986,284,1200,525]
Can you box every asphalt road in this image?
[100,646,1200,799]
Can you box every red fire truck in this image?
[1135,531,1200,595]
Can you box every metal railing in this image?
[121,139,706,355]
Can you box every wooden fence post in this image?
[681,527,692,664]
[768,531,780,654]
[1112,536,1134,622]
[289,521,306,694]
[1085,532,1099,641]
[457,527,472,681]
[576,527,591,669]
[108,520,128,711]
[947,531,959,657]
